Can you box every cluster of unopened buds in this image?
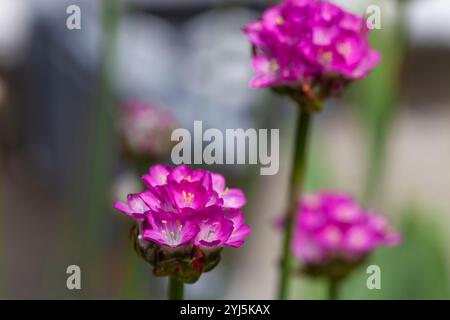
[292,191,401,280]
[114,165,251,283]
[244,0,381,110]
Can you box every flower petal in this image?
[194,208,233,247]
[222,188,247,209]
[144,211,198,248]
[142,165,171,187]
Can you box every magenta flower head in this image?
[243,0,380,110]
[292,191,400,280]
[119,100,177,162]
[114,165,251,283]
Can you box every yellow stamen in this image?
[276,16,284,25]
[339,43,351,57]
[321,51,332,64]
[182,191,195,204]
[270,59,279,72]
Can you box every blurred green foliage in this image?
[350,3,406,206]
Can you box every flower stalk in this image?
[328,278,339,300]
[82,0,119,294]
[278,106,312,300]
[168,277,184,300]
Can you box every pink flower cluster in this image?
[293,191,400,266]
[119,100,177,160]
[115,165,251,249]
[244,0,380,92]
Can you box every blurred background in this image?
[0,0,449,299]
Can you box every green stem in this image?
[168,277,184,300]
[328,278,339,300]
[278,107,312,300]
[81,0,120,295]
[363,126,386,205]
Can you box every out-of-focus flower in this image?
[291,191,400,280]
[119,100,177,161]
[243,0,380,109]
[114,165,251,283]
